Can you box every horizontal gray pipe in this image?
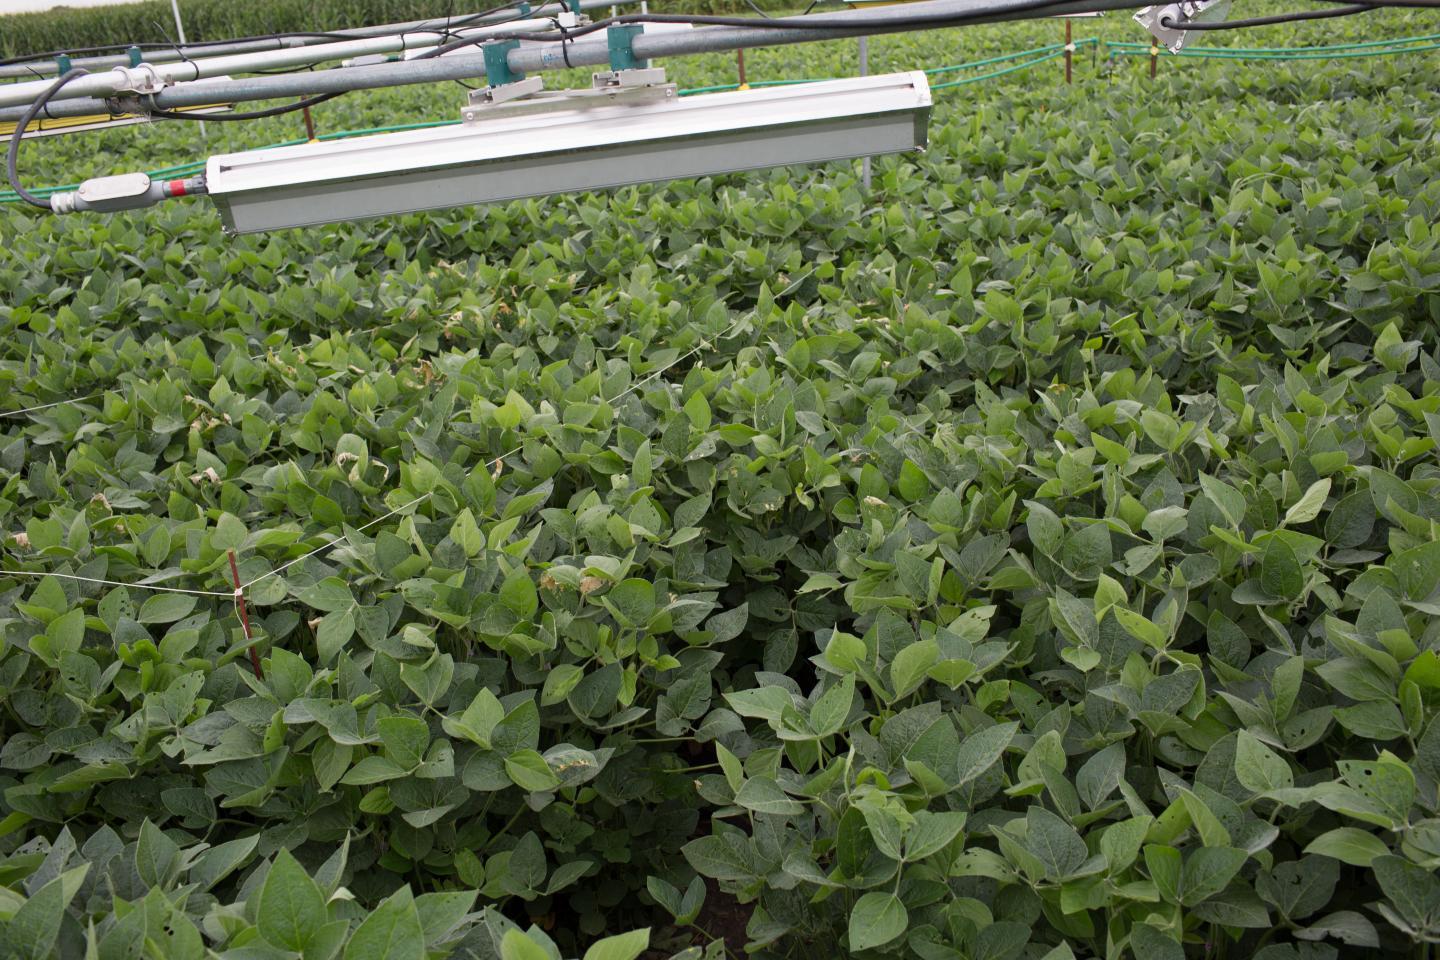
[0,0,634,79]
[0,0,1143,123]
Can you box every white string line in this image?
[1,315,751,598]
[0,394,106,418]
[0,569,233,596]
[239,314,752,591]
[238,490,445,590]
[2,316,428,421]
[0,347,279,420]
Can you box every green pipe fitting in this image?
[482,39,524,87]
[608,24,644,71]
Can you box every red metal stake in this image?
[302,101,317,141]
[1150,44,1159,80]
[736,48,747,90]
[228,550,262,679]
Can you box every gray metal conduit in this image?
[0,6,632,109]
[0,0,1146,123]
[0,0,637,79]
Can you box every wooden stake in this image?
[302,101,317,141]
[736,48,747,89]
[228,550,262,679]
[1150,45,1159,80]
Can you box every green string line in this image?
[680,40,1098,96]
[925,37,1096,76]
[1112,40,1440,59]
[931,50,1064,89]
[1106,30,1440,53]
[677,39,1099,94]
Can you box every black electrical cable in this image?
[415,0,1440,57]
[146,91,344,121]
[428,0,578,32]
[1160,2,1377,28]
[410,0,1131,58]
[6,0,1434,70]
[6,67,91,210]
[1307,0,1440,6]
[150,17,202,80]
[550,16,578,66]
[411,0,1054,56]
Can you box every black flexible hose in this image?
[6,67,91,210]
[146,91,343,121]
[1160,3,1375,30]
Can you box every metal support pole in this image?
[170,0,207,138]
[1150,43,1158,79]
[736,48,747,88]
[302,102,317,140]
[169,0,189,45]
[859,35,871,191]
[639,0,652,67]
[1064,20,1072,83]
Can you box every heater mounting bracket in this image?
[482,40,525,87]
[462,67,674,124]
[607,24,644,71]
[109,63,168,95]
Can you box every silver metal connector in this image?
[49,173,205,214]
[1133,0,1233,53]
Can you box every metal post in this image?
[736,48,747,88]
[1150,43,1158,79]
[168,0,189,44]
[169,0,207,139]
[302,102,317,139]
[639,0,651,68]
[858,35,871,191]
[1064,19,1072,83]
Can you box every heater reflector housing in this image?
[204,71,931,233]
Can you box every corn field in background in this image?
[0,0,790,59]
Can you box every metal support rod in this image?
[737,47,747,87]
[169,0,189,45]
[0,0,1156,123]
[0,14,601,110]
[1064,19,1072,83]
[507,0,1152,75]
[170,0,208,139]
[302,101,317,139]
[1150,43,1158,77]
[859,35,871,191]
[0,0,639,79]
[639,0,652,68]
